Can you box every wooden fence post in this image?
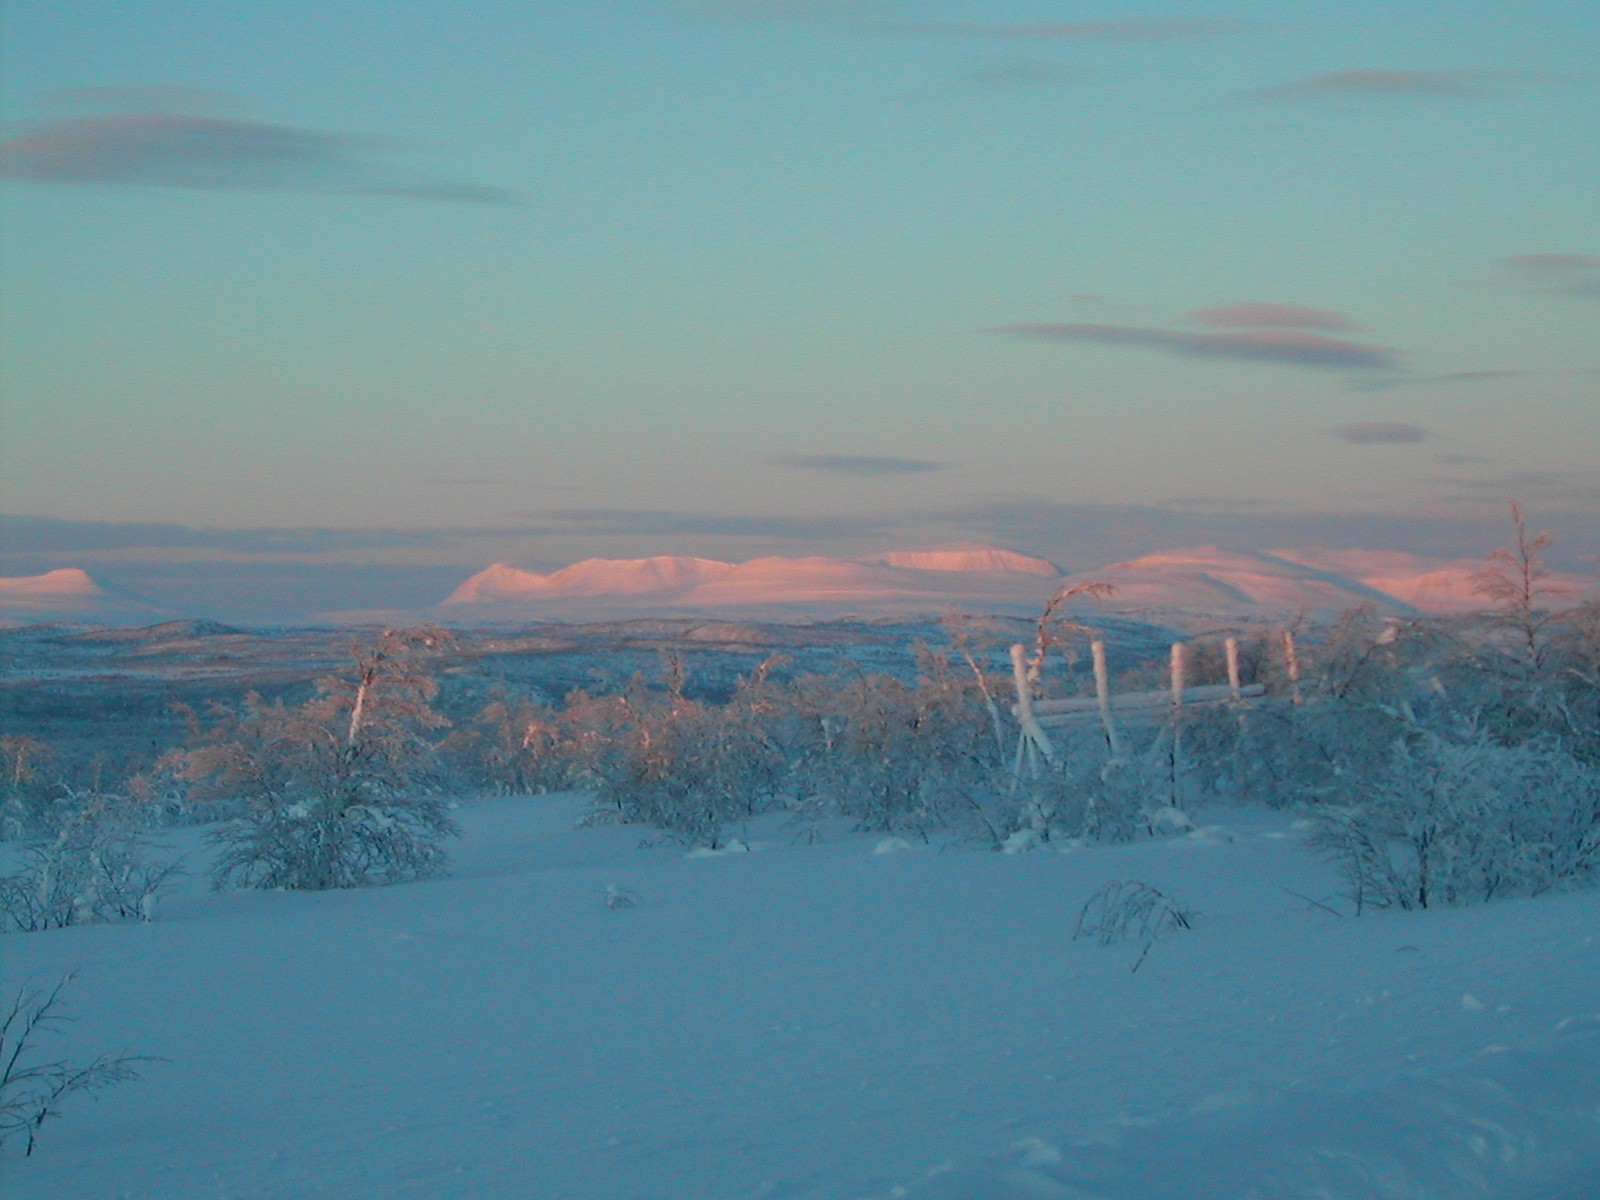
[1282,629,1302,706]
[1169,641,1186,809]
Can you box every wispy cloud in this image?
[1000,323,1400,372]
[0,516,446,557]
[0,94,517,203]
[1330,422,1430,445]
[1240,69,1505,103]
[776,454,950,476]
[1422,469,1600,507]
[1351,367,1534,393]
[1189,302,1357,331]
[880,18,1254,42]
[1498,253,1600,301]
[501,507,896,539]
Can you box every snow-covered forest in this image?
[4,519,1600,1198]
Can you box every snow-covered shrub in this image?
[1310,734,1600,911]
[181,629,459,890]
[0,790,181,933]
[1,974,159,1156]
[784,662,1006,840]
[582,659,790,847]
[1006,728,1150,845]
[439,691,568,796]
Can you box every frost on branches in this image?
[180,628,459,890]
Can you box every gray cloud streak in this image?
[1241,69,1503,102]
[0,108,517,203]
[1352,368,1533,393]
[776,455,950,476]
[1330,422,1430,445]
[1001,323,1400,371]
[1499,254,1600,301]
[1189,303,1357,331]
[880,18,1254,42]
[0,516,447,556]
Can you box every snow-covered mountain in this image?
[1053,548,1413,618]
[441,544,1068,617]
[444,556,738,603]
[1269,547,1595,615]
[869,546,1060,576]
[440,542,1600,622]
[0,567,173,625]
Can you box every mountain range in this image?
[5,543,1594,627]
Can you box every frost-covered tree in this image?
[182,628,458,890]
[1311,733,1600,910]
[0,736,56,841]
[441,690,566,796]
[581,655,790,847]
[0,789,180,932]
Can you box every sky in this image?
[2,0,1597,602]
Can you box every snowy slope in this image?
[6,795,1599,1199]
[1272,547,1599,615]
[1058,547,1416,618]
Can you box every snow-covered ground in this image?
[6,794,1599,1199]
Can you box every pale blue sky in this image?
[3,0,1597,579]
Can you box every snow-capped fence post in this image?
[1168,642,1186,811]
[1091,638,1123,760]
[1009,643,1056,781]
[1008,637,1269,804]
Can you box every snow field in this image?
[4,793,1598,1199]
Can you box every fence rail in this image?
[1007,632,1298,798]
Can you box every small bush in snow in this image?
[0,974,159,1157]
[1073,880,1194,972]
[0,791,180,933]
[1311,734,1600,911]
